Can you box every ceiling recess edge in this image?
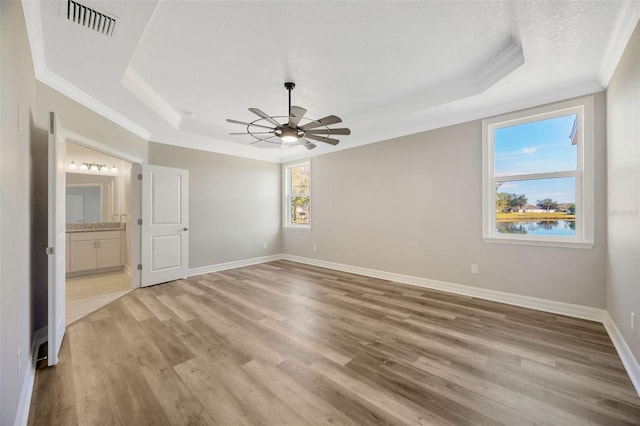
[21,0,152,141]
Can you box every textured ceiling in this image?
[25,1,632,162]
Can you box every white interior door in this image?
[141,165,189,286]
[47,112,66,366]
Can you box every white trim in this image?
[64,130,144,164]
[188,254,282,276]
[474,38,524,89]
[482,95,595,248]
[598,0,640,88]
[280,254,605,323]
[40,70,150,141]
[283,160,311,228]
[187,253,604,322]
[21,1,151,141]
[603,312,640,396]
[121,66,182,130]
[14,327,48,426]
[483,237,594,249]
[186,254,640,394]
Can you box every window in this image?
[482,96,594,248]
[284,161,311,228]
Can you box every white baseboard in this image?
[603,312,640,396]
[188,254,282,277]
[188,253,604,322]
[280,254,605,323]
[190,253,640,397]
[15,326,48,426]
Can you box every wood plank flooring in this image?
[29,260,640,425]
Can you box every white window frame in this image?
[283,160,311,229]
[482,96,594,249]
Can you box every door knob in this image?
[183,227,189,231]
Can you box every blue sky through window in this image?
[494,114,577,204]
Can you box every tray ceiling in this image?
[23,1,637,162]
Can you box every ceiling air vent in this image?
[66,0,118,37]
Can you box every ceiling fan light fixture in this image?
[279,128,299,143]
[226,82,349,150]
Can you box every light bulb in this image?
[80,162,89,170]
[90,164,99,171]
[279,128,299,143]
[111,165,117,172]
[69,161,77,170]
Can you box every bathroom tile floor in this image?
[66,270,132,325]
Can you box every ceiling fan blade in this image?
[306,128,351,136]
[299,138,317,150]
[304,134,340,145]
[248,108,283,128]
[226,119,276,131]
[288,106,307,128]
[229,131,274,135]
[300,115,342,131]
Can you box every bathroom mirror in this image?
[66,185,102,223]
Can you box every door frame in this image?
[62,130,144,288]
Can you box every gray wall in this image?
[29,63,148,339]
[149,142,281,269]
[35,83,148,161]
[283,93,607,308]
[0,4,149,422]
[606,22,640,363]
[1,1,36,423]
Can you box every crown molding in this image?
[39,69,152,140]
[280,80,604,164]
[121,66,182,130]
[474,38,524,89]
[179,116,228,139]
[21,0,152,141]
[597,0,640,88]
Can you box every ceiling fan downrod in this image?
[285,82,295,117]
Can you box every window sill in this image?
[483,236,594,249]
[283,225,311,231]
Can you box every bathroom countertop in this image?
[66,222,126,233]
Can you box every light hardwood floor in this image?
[66,271,132,325]
[30,260,640,425]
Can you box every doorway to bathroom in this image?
[64,141,135,324]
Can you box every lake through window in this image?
[482,96,594,248]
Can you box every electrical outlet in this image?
[631,312,636,332]
[471,264,479,274]
[17,348,22,377]
[263,242,267,249]
[313,244,317,251]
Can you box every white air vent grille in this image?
[66,0,117,37]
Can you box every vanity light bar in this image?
[68,161,116,173]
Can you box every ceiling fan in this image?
[226,82,350,150]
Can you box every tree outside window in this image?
[285,162,311,227]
